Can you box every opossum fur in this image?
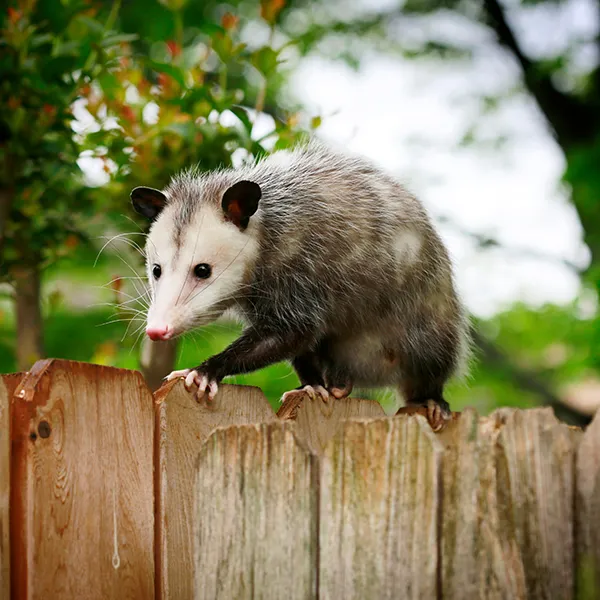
[132,140,470,422]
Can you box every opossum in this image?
[131,140,470,431]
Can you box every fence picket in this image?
[495,408,581,600]
[10,359,155,599]
[278,392,385,455]
[155,381,276,600]
[319,415,442,600]
[0,361,593,599]
[194,422,318,600]
[576,406,600,598]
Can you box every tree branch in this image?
[0,188,13,272]
[481,0,598,148]
[471,327,591,427]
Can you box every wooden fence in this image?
[1,358,599,599]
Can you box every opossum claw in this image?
[165,368,192,381]
[425,399,452,432]
[305,385,330,402]
[280,384,330,405]
[181,370,219,401]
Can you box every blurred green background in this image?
[1,0,598,421]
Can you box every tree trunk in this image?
[140,337,178,392]
[13,266,44,371]
[0,188,12,256]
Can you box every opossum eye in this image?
[152,264,162,280]
[193,263,212,279]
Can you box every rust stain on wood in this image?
[0,377,10,599]
[13,359,54,402]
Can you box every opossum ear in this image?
[131,187,167,220]
[222,180,261,230]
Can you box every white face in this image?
[144,204,258,339]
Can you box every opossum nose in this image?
[146,325,172,341]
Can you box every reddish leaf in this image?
[166,40,181,57]
[7,7,21,25]
[221,12,239,31]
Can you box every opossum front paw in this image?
[164,368,219,401]
[280,384,329,404]
[184,370,219,401]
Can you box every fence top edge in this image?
[10,358,150,402]
[3,361,590,435]
[153,379,273,414]
[196,420,315,459]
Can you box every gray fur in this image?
[154,140,470,402]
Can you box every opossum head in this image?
[131,180,261,341]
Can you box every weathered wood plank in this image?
[441,407,517,599]
[495,408,580,600]
[441,407,582,600]
[576,406,600,597]
[278,392,385,454]
[11,359,155,599]
[0,377,10,600]
[155,381,276,600]
[319,414,442,600]
[194,422,317,600]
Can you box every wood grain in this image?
[494,408,580,600]
[10,359,155,599]
[193,422,318,600]
[319,414,442,600]
[576,406,600,597]
[277,392,385,454]
[0,377,9,599]
[440,407,518,599]
[155,381,276,600]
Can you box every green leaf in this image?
[100,33,138,48]
[251,47,279,75]
[148,60,186,88]
[76,16,106,36]
[30,34,54,48]
[230,105,253,135]
[165,121,196,141]
[97,72,120,97]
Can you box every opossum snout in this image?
[146,324,173,341]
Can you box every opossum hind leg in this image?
[280,351,329,403]
[396,322,459,431]
[400,379,451,432]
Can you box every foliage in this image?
[85,0,309,222]
[1,0,598,419]
[0,0,130,276]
